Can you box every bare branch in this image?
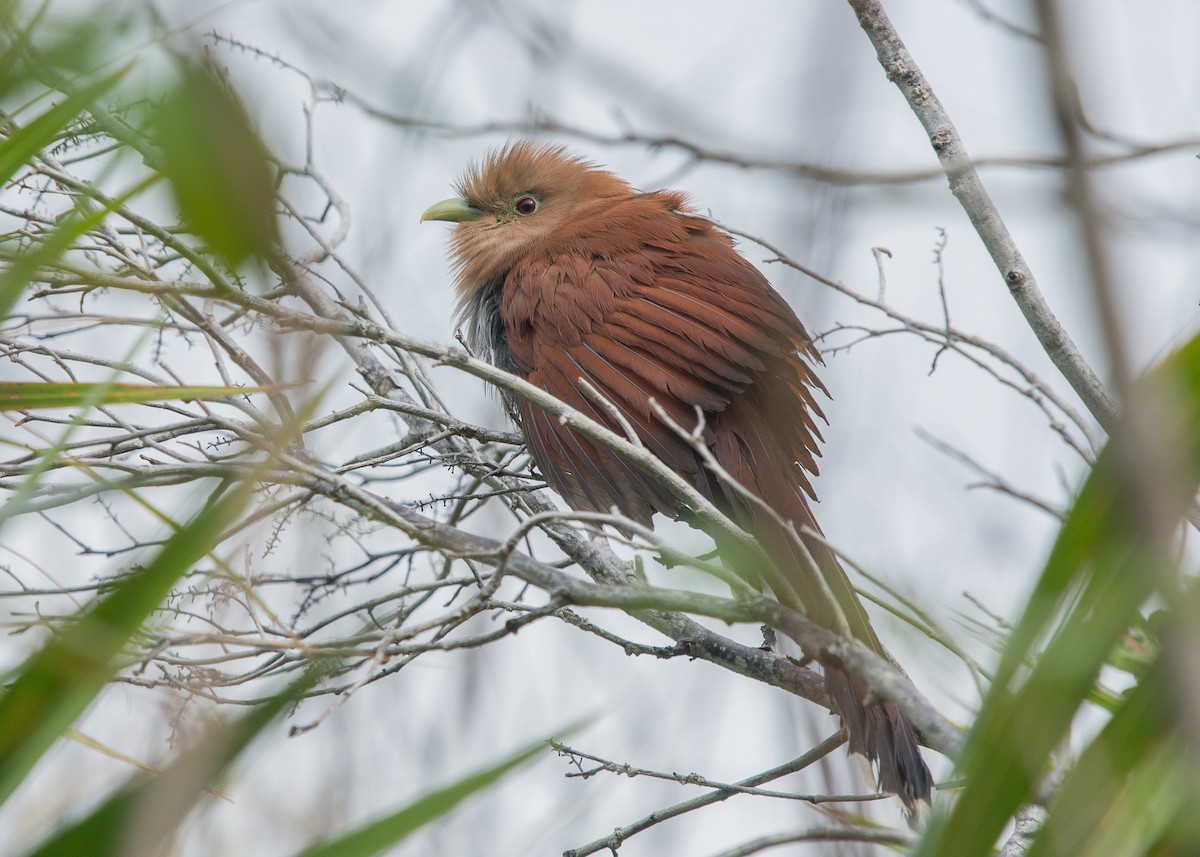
[563,733,849,857]
[847,0,1118,431]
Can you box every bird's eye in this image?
[514,196,540,216]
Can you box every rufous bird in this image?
[422,141,933,815]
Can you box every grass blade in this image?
[0,479,250,803]
[293,734,559,857]
[917,330,1200,857]
[0,381,281,410]
[18,660,338,857]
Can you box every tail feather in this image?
[825,661,933,821]
[710,385,935,818]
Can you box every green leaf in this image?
[292,734,558,857]
[1022,657,1180,854]
[917,329,1200,857]
[0,68,129,320]
[0,381,277,410]
[0,479,250,804]
[18,658,340,857]
[0,173,154,320]
[0,69,125,191]
[151,59,279,270]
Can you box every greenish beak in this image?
[420,197,484,223]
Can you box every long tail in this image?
[791,520,934,818]
[710,397,934,819]
[771,523,935,820]
[825,660,933,816]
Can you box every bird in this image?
[422,141,933,815]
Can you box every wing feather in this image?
[500,194,828,535]
[606,310,753,387]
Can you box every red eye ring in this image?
[515,196,539,215]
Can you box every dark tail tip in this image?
[824,663,934,822]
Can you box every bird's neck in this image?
[456,276,521,419]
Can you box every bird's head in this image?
[421,141,633,297]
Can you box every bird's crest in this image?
[454,140,630,214]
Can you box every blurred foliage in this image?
[0,381,279,409]
[0,5,540,856]
[149,58,281,271]
[916,333,1200,857]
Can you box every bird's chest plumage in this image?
[458,278,515,375]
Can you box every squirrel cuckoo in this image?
[422,141,933,814]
